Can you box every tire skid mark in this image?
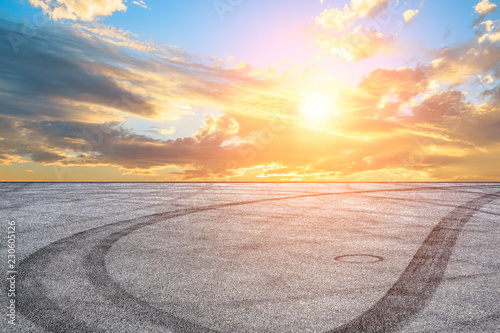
[327,190,500,333]
[15,186,500,333]
[84,212,219,333]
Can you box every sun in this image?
[300,92,334,121]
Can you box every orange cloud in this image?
[430,44,500,85]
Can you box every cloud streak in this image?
[29,0,127,22]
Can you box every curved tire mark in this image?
[328,191,500,333]
[15,187,500,332]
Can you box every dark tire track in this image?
[15,186,500,332]
[327,190,500,333]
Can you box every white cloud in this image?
[157,127,176,135]
[403,9,419,23]
[29,0,127,22]
[316,26,394,62]
[488,26,500,42]
[474,0,497,16]
[478,20,500,43]
[315,5,357,31]
[132,1,149,10]
[71,22,157,52]
[350,0,392,17]
[315,0,395,32]
[481,75,494,84]
[314,0,398,61]
[481,19,496,32]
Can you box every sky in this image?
[0,0,499,181]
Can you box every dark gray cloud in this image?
[30,151,64,163]
[481,85,500,102]
[0,115,243,173]
[0,18,269,124]
[0,19,165,120]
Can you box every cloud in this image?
[482,84,500,102]
[411,90,472,124]
[337,66,429,120]
[402,9,419,23]
[0,19,275,124]
[316,6,357,32]
[481,74,494,84]
[478,20,500,43]
[2,68,499,181]
[0,18,304,176]
[70,23,156,52]
[30,151,65,163]
[132,1,149,10]
[429,43,500,85]
[474,0,497,16]
[314,0,401,61]
[2,5,500,181]
[315,26,395,62]
[350,0,392,17]
[29,0,127,22]
[0,21,158,121]
[15,115,249,172]
[122,168,157,176]
[316,0,396,32]
[156,127,176,135]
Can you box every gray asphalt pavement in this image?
[1,183,499,332]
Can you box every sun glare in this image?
[300,92,334,121]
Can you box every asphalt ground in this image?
[1,183,499,332]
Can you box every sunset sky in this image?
[1,0,499,181]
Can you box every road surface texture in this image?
[1,183,499,333]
